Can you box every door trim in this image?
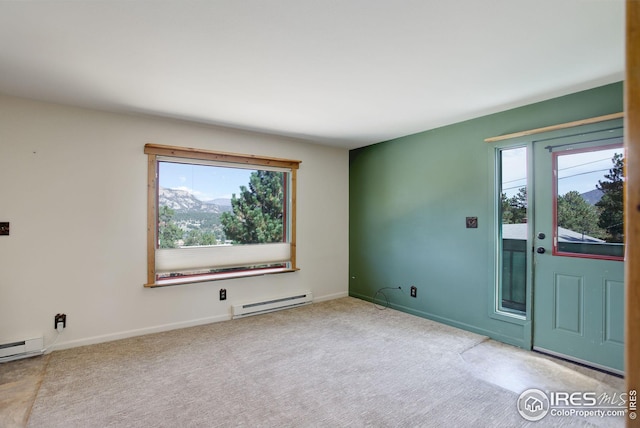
[624,0,640,404]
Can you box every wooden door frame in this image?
[625,1,639,426]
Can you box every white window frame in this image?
[487,141,532,327]
[144,144,300,287]
[493,144,530,321]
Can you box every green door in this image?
[532,125,625,374]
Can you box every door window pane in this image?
[554,143,624,259]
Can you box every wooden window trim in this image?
[147,154,158,285]
[484,112,624,143]
[144,143,301,287]
[144,143,301,170]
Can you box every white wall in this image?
[0,94,349,350]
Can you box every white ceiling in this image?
[0,1,625,149]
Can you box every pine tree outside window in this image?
[144,144,300,287]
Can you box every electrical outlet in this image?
[220,289,227,301]
[54,313,66,329]
[410,286,417,298]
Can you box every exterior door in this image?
[532,126,625,374]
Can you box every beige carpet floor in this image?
[23,297,625,427]
[0,354,49,427]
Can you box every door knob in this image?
[537,232,546,239]
[536,247,546,254]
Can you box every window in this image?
[496,146,528,317]
[144,144,301,287]
[553,142,624,260]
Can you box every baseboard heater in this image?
[0,337,43,363]
[232,291,313,319]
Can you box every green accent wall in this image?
[349,82,623,348]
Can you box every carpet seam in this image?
[24,353,51,427]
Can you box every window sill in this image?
[489,309,528,326]
[144,267,299,288]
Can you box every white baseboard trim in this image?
[49,291,349,352]
[51,313,231,352]
[313,290,349,303]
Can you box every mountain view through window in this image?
[157,161,287,249]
